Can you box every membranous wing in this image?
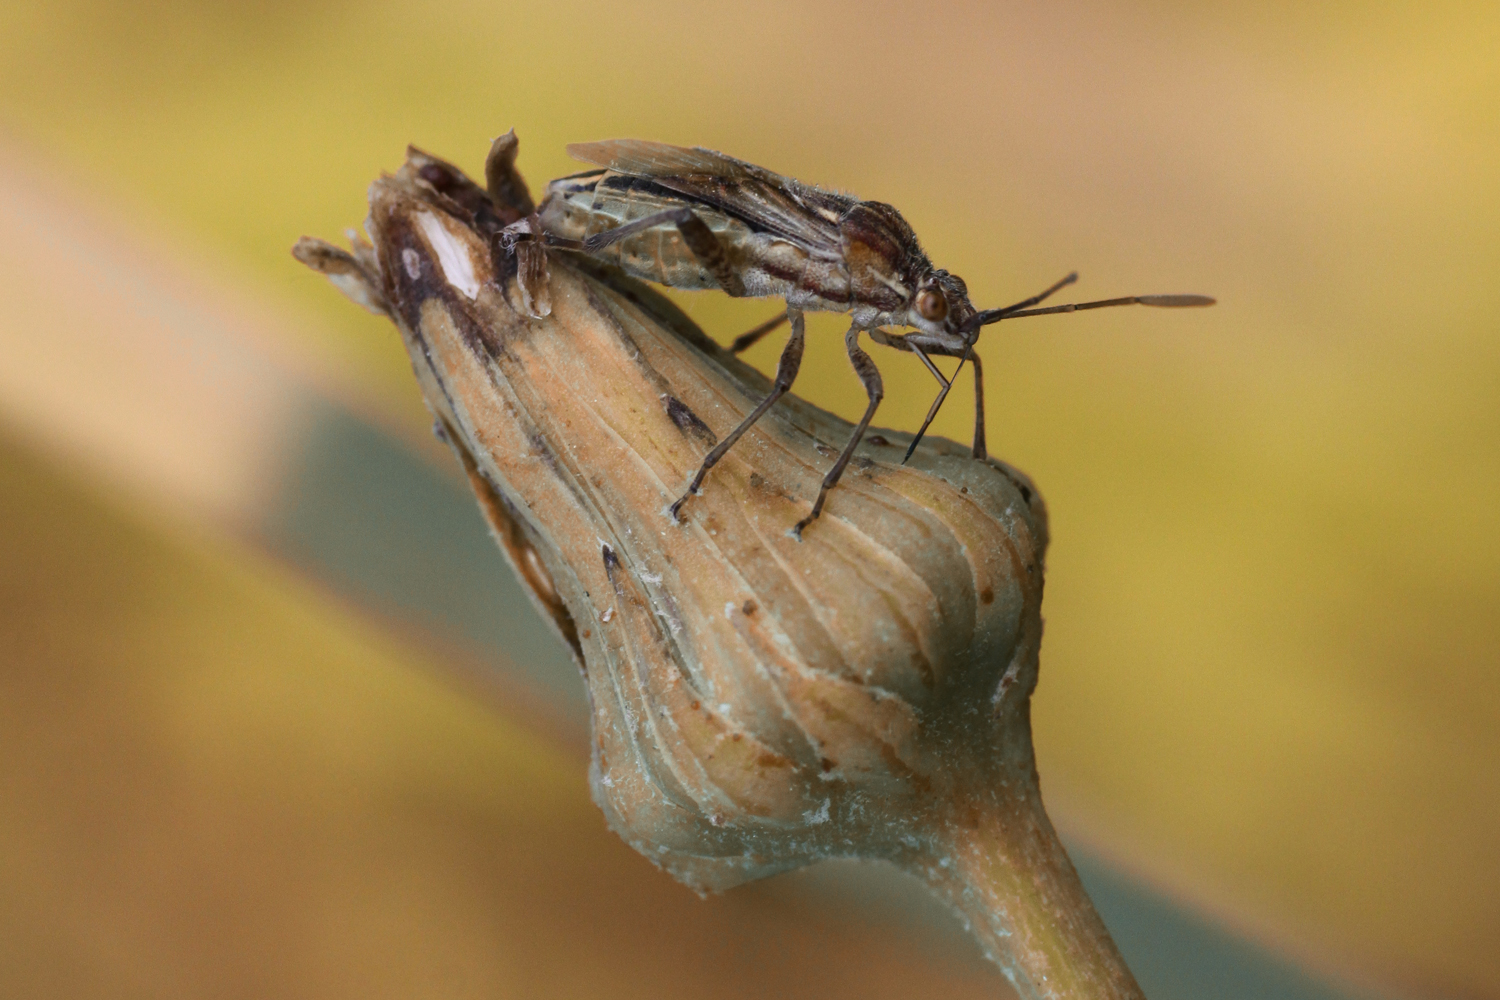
[568,140,850,261]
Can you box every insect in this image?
[505,140,1213,536]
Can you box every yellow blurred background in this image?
[1,1,1495,998]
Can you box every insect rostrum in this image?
[507,139,1213,535]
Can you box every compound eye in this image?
[916,288,948,322]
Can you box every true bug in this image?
[506,140,1213,536]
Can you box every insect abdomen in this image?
[551,174,733,290]
[539,172,849,308]
[606,177,721,290]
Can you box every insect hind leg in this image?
[583,207,746,297]
[669,310,805,522]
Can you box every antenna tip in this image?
[1139,294,1216,308]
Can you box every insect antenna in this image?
[901,272,1078,463]
[900,278,1215,463]
[973,292,1216,324]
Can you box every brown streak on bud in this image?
[443,418,581,663]
[664,395,718,446]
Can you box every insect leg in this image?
[793,326,884,538]
[910,344,951,390]
[908,343,988,461]
[669,310,806,522]
[729,312,790,353]
[969,352,986,460]
[898,345,955,463]
[583,207,746,297]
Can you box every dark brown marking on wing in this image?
[662,175,847,257]
[839,201,930,313]
[569,139,784,184]
[604,174,695,206]
[572,141,849,258]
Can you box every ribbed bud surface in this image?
[297,145,1143,1000]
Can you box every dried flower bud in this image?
[298,143,1143,1000]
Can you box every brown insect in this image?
[507,140,1213,537]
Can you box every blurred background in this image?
[1,1,1495,997]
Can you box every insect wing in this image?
[568,139,847,260]
[567,139,780,184]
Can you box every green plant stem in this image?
[905,784,1145,1000]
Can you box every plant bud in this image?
[297,142,1143,1000]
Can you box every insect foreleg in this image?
[669,310,806,522]
[729,312,790,354]
[583,207,747,297]
[793,326,885,538]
